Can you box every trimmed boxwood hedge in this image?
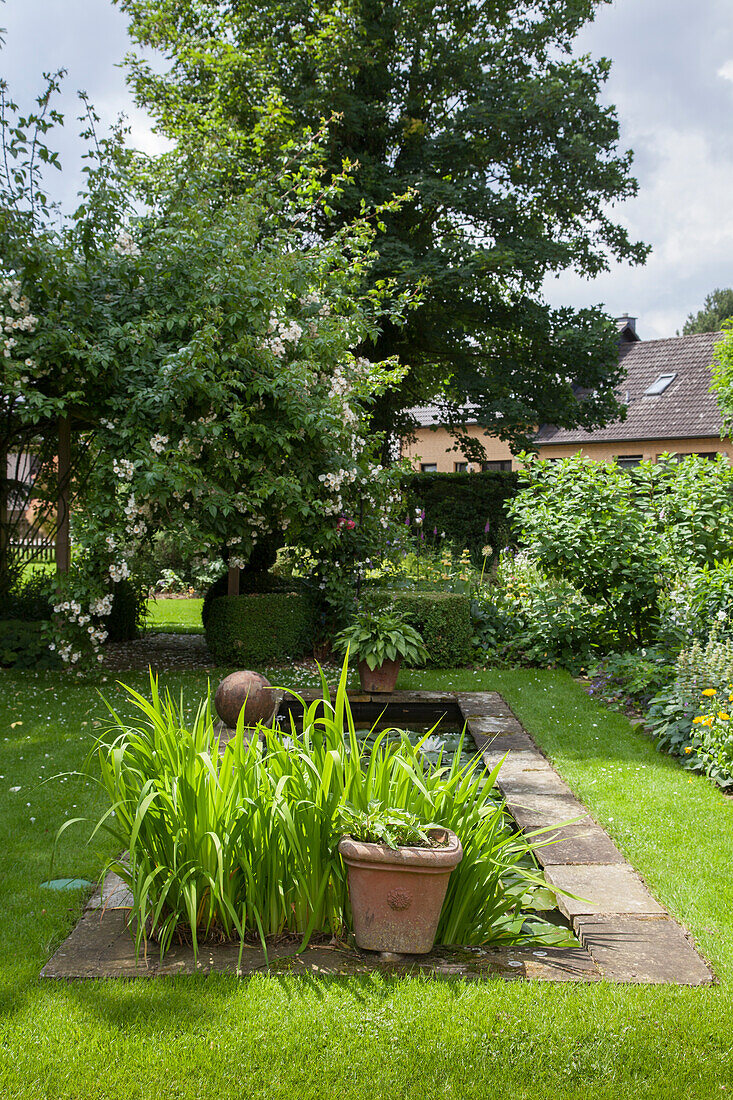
[371,591,473,668]
[402,469,519,561]
[205,592,316,664]
[201,571,296,629]
[106,578,148,642]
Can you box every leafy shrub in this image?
[205,592,316,663]
[0,570,54,621]
[473,552,602,668]
[370,590,473,667]
[153,569,195,596]
[0,620,58,668]
[586,647,676,712]
[383,545,483,595]
[402,470,519,562]
[509,453,733,647]
[658,560,733,646]
[646,637,733,788]
[76,665,566,961]
[145,532,226,595]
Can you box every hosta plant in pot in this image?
[337,802,463,954]
[334,610,428,692]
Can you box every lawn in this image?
[0,663,732,1099]
[145,596,204,633]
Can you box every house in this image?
[400,320,729,470]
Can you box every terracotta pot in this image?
[338,828,463,954]
[358,656,401,693]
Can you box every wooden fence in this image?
[10,535,56,563]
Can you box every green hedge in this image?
[205,592,316,664]
[402,470,519,561]
[106,578,147,642]
[371,591,473,668]
[0,571,54,621]
[0,620,59,669]
[202,572,297,629]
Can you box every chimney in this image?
[616,315,639,342]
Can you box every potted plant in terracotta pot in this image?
[337,802,463,954]
[334,609,428,693]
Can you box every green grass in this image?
[0,663,732,1099]
[145,596,204,633]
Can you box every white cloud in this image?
[545,119,733,339]
[543,0,733,341]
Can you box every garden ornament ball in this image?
[214,670,276,728]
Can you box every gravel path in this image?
[102,632,217,671]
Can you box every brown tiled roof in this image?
[535,331,725,446]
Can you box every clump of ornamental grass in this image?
[62,660,568,962]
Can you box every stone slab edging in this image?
[41,688,714,985]
[455,690,714,986]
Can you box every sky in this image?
[2,0,733,341]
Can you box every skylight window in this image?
[644,373,676,396]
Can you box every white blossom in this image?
[150,434,168,454]
[113,230,141,258]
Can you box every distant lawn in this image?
[0,664,732,1098]
[145,596,204,633]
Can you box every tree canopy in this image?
[711,322,733,438]
[118,0,649,455]
[682,288,733,336]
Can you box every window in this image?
[420,462,437,472]
[481,460,512,472]
[662,451,719,462]
[454,462,468,472]
[644,373,676,396]
[616,454,643,468]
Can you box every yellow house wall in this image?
[535,437,731,463]
[401,425,516,471]
[402,427,731,470]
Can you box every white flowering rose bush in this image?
[1,77,416,664]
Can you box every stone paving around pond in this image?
[42,691,715,986]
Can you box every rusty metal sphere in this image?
[214,670,275,728]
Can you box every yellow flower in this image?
[684,747,693,754]
[692,716,706,724]
[702,688,717,697]
[719,712,731,721]
[728,692,733,702]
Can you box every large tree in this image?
[683,288,733,336]
[118,0,648,455]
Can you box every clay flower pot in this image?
[338,828,463,954]
[358,657,401,693]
